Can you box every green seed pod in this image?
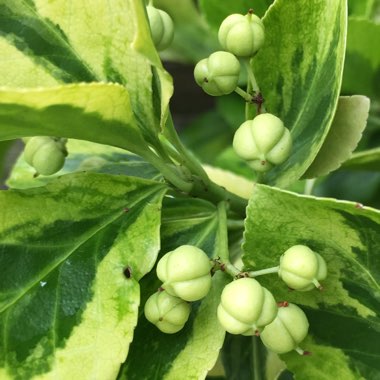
[146,5,174,51]
[260,303,309,354]
[24,136,67,176]
[144,290,191,334]
[278,245,327,291]
[232,113,292,172]
[218,12,265,57]
[217,278,278,335]
[157,245,212,302]
[194,51,240,96]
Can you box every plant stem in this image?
[235,87,253,103]
[190,176,247,217]
[140,148,193,192]
[242,59,266,114]
[304,178,316,195]
[247,266,279,277]
[163,114,210,184]
[227,219,245,230]
[215,202,242,277]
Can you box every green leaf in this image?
[0,0,173,140]
[198,0,273,30]
[7,140,162,189]
[243,185,380,379]
[303,96,370,178]
[342,18,380,98]
[0,172,167,379]
[120,197,228,379]
[0,83,149,155]
[252,0,347,187]
[343,147,380,170]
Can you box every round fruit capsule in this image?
[194,51,240,96]
[278,245,327,291]
[218,12,265,57]
[144,290,191,334]
[232,113,292,172]
[146,5,174,51]
[260,303,309,354]
[157,245,212,302]
[217,277,278,335]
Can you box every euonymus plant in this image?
[0,0,379,379]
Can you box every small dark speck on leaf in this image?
[123,266,132,279]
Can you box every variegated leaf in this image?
[0,172,167,379]
[252,0,347,187]
[243,184,380,379]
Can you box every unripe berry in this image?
[144,290,191,334]
[194,51,240,96]
[278,245,327,291]
[233,113,292,172]
[218,12,265,57]
[260,303,309,354]
[217,278,277,335]
[146,5,174,51]
[157,245,212,302]
[24,136,67,176]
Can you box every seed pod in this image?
[146,5,174,51]
[144,291,191,334]
[278,245,327,291]
[217,278,278,335]
[260,303,309,354]
[233,113,292,172]
[24,136,67,176]
[157,245,212,302]
[218,12,265,57]
[194,51,240,96]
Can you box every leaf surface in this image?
[243,184,380,379]
[303,95,370,178]
[0,83,148,155]
[0,172,166,379]
[252,0,347,187]
[0,0,172,140]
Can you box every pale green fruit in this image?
[233,113,292,172]
[217,278,278,335]
[260,303,309,354]
[144,291,191,334]
[24,136,67,176]
[157,245,212,302]
[218,13,265,57]
[146,5,174,51]
[278,245,327,291]
[194,51,240,96]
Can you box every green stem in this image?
[304,178,316,195]
[140,148,193,193]
[227,219,245,230]
[215,202,242,277]
[252,337,263,380]
[247,266,279,277]
[235,87,253,103]
[164,114,210,183]
[242,59,266,114]
[190,176,247,217]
